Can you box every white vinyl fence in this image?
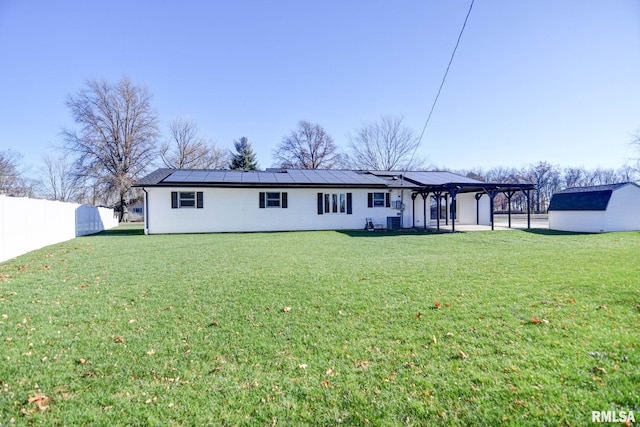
[0,195,119,263]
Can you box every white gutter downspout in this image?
[400,175,404,229]
[142,188,149,235]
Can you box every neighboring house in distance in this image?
[127,201,144,222]
[548,182,640,232]
[134,168,534,234]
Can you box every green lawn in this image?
[1,225,638,426]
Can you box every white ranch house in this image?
[135,169,534,234]
[548,182,640,233]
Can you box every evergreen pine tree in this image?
[229,137,259,170]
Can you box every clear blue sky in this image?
[1,0,639,174]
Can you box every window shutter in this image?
[259,192,266,208]
[367,193,373,208]
[196,192,204,209]
[171,192,178,209]
[281,192,288,208]
[385,193,391,208]
[317,193,323,215]
[346,193,352,214]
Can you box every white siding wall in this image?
[549,211,606,232]
[145,187,400,234]
[604,185,640,231]
[456,193,491,225]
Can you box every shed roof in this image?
[548,183,634,211]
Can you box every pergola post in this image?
[526,189,531,229]
[449,188,459,233]
[411,193,418,228]
[421,193,429,230]
[475,193,483,225]
[505,190,516,228]
[433,191,443,231]
[486,189,501,231]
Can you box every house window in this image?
[368,192,390,208]
[259,192,288,209]
[267,192,281,207]
[323,193,347,214]
[171,191,203,209]
[180,192,195,207]
[318,192,352,215]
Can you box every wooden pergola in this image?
[409,182,536,232]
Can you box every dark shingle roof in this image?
[548,183,633,211]
[134,168,174,186]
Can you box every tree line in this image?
[1,77,639,218]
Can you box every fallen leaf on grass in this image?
[321,379,330,388]
[415,312,423,318]
[281,307,291,313]
[597,304,607,310]
[23,394,50,414]
[434,301,442,309]
[458,350,469,360]
[146,350,155,356]
[113,336,124,344]
[78,358,89,365]
[592,366,607,375]
[567,298,577,303]
[384,372,397,382]
[530,317,549,324]
[445,302,451,307]
[356,360,369,369]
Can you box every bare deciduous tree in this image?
[347,115,422,171]
[160,118,227,169]
[632,128,640,158]
[38,154,79,202]
[273,120,343,169]
[62,77,160,219]
[617,164,639,183]
[0,149,23,195]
